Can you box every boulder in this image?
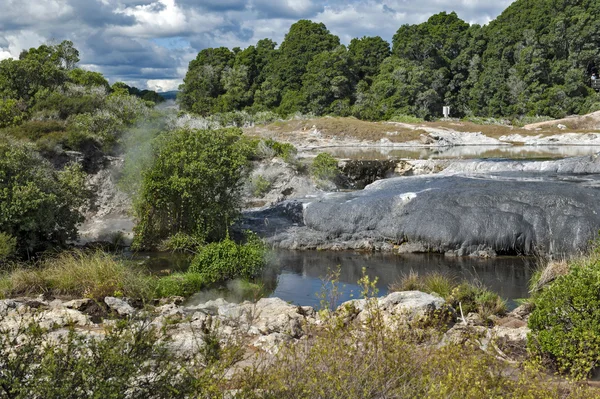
[104,297,135,316]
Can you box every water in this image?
[184,250,535,310]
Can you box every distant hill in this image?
[159,91,179,101]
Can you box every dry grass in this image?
[247,116,426,143]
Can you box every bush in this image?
[388,114,424,123]
[154,272,208,298]
[132,127,252,250]
[0,318,238,398]
[0,98,26,128]
[0,233,16,263]
[2,120,67,141]
[310,152,339,180]
[528,254,600,379]
[188,233,267,283]
[0,138,89,256]
[263,139,297,162]
[250,175,272,197]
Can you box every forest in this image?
[179,0,600,120]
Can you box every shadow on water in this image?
[178,250,535,310]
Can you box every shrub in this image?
[0,98,26,128]
[528,254,600,379]
[310,152,339,180]
[448,282,507,320]
[388,114,424,123]
[263,139,297,162]
[132,127,252,250]
[0,233,16,263]
[2,120,67,141]
[251,175,272,197]
[0,138,89,256]
[154,272,208,298]
[158,232,204,253]
[188,233,267,283]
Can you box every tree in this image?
[272,20,340,92]
[0,138,88,257]
[132,128,252,250]
[348,36,391,84]
[178,47,235,115]
[301,46,356,115]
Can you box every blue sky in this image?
[0,0,515,91]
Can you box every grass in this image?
[0,251,155,300]
[390,271,507,320]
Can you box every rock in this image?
[255,172,600,256]
[464,312,485,326]
[442,324,489,346]
[250,297,310,338]
[377,291,446,319]
[252,332,291,355]
[157,296,185,306]
[0,300,16,316]
[508,303,534,320]
[104,297,135,316]
[63,298,94,310]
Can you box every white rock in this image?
[104,297,135,316]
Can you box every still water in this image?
[180,250,535,310]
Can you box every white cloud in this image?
[146,78,182,92]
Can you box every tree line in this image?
[179,0,600,120]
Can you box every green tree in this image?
[0,138,88,256]
[132,128,252,250]
[178,47,234,115]
[348,36,391,85]
[301,46,356,115]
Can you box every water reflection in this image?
[186,250,535,310]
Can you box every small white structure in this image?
[443,106,451,118]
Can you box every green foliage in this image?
[176,1,600,121]
[449,282,507,320]
[0,138,89,256]
[388,114,425,123]
[0,98,26,128]
[188,233,267,283]
[528,253,600,379]
[154,272,208,298]
[0,233,16,263]
[132,127,252,250]
[261,138,297,162]
[0,318,238,398]
[310,152,339,181]
[158,232,204,253]
[251,175,272,197]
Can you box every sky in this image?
[0,0,515,92]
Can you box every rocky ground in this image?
[0,290,530,363]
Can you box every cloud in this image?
[0,0,515,91]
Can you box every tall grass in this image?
[0,251,154,300]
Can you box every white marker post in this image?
[443,106,451,119]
